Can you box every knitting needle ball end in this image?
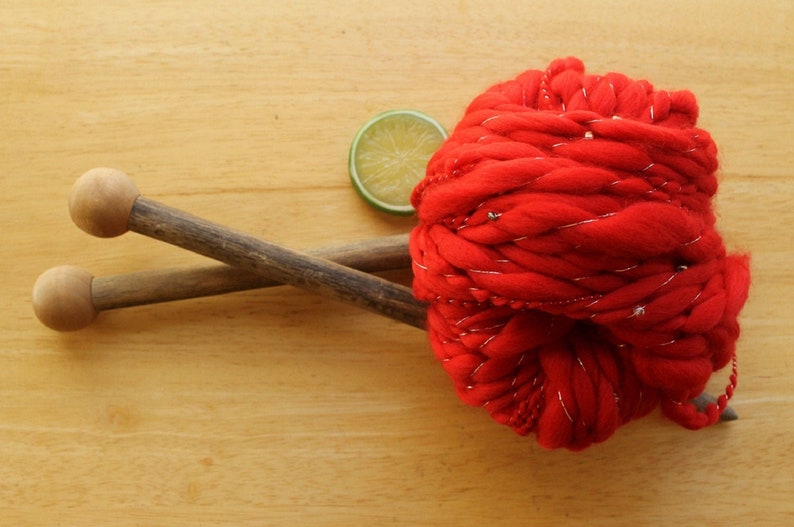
[69,167,140,238]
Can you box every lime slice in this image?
[349,109,447,215]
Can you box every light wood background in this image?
[1,2,791,525]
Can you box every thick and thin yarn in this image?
[409,57,750,450]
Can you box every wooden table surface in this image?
[1,2,791,525]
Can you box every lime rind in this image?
[348,109,447,216]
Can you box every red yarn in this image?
[409,58,750,450]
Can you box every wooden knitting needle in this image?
[65,167,427,331]
[32,234,411,332]
[58,167,737,421]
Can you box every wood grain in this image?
[1,2,792,526]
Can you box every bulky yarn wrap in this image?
[409,57,750,450]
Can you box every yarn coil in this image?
[409,57,750,450]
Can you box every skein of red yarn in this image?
[409,57,750,450]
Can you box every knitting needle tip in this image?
[690,392,738,422]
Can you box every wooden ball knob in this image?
[32,266,98,331]
[69,167,140,238]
